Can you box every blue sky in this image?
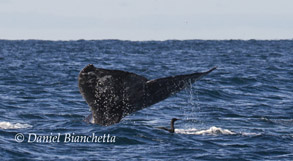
[0,0,292,40]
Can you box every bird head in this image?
[171,118,180,122]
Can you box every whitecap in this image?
[0,121,32,129]
[240,132,262,136]
[175,126,236,135]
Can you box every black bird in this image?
[158,118,180,133]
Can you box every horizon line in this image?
[1,38,293,42]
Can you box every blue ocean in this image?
[0,40,292,160]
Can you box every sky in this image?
[0,0,293,40]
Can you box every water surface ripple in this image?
[0,40,292,160]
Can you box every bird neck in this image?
[170,120,175,133]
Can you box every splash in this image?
[0,121,32,129]
[175,126,236,135]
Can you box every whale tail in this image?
[78,64,216,126]
[143,67,217,107]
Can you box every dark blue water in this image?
[0,40,292,160]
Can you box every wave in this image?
[175,126,236,135]
[0,121,32,129]
[175,126,262,136]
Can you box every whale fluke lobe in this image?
[78,64,216,126]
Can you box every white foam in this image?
[175,126,236,135]
[0,121,32,129]
[240,132,262,136]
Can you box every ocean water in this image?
[0,40,292,160]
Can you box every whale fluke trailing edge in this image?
[78,64,216,126]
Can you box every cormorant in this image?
[158,118,180,133]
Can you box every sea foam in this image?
[175,126,236,135]
[0,121,32,129]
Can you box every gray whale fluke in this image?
[78,64,216,126]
